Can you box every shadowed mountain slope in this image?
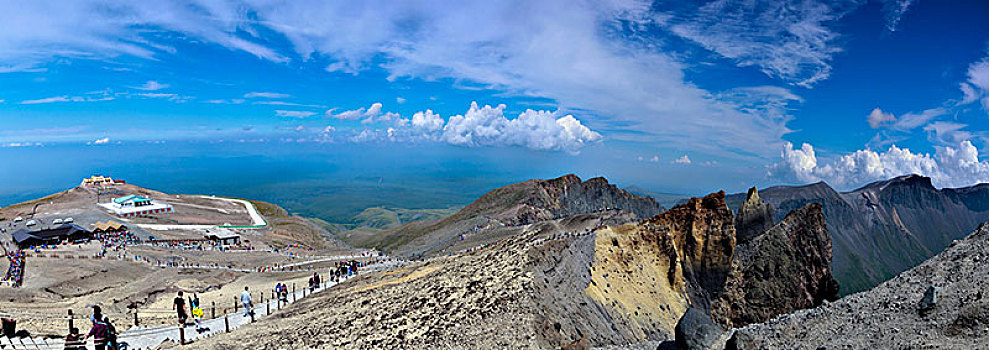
[727,174,989,293]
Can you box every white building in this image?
[99,195,174,217]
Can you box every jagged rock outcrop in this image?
[711,203,839,328]
[368,174,663,256]
[729,222,989,349]
[475,174,664,226]
[733,187,774,243]
[726,174,989,294]
[645,191,736,310]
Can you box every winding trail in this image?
[0,272,362,350]
[136,196,267,231]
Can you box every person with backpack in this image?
[103,317,117,350]
[84,316,108,350]
[173,291,188,325]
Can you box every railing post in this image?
[292,283,296,302]
[67,309,73,333]
[224,313,230,332]
[211,301,216,319]
[134,307,139,327]
[179,324,185,345]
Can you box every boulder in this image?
[919,285,938,316]
[674,308,725,350]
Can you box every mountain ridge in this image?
[727,174,989,293]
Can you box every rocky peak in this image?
[734,187,775,243]
[712,202,839,328]
[512,174,662,225]
[647,191,736,309]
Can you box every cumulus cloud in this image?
[638,155,660,163]
[410,110,444,133]
[771,140,989,189]
[395,97,406,104]
[436,102,601,154]
[244,92,290,99]
[867,107,896,128]
[90,137,110,145]
[0,0,829,161]
[275,110,317,118]
[328,102,400,124]
[336,101,602,153]
[675,155,692,164]
[134,80,169,91]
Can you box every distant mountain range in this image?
[726,174,989,294]
[357,174,663,256]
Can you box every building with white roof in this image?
[99,195,173,217]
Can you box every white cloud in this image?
[649,155,660,163]
[395,97,406,104]
[924,121,972,146]
[254,101,324,108]
[275,110,317,118]
[0,0,815,162]
[133,92,191,103]
[2,142,43,147]
[961,56,989,112]
[134,80,169,91]
[675,155,691,164]
[879,0,913,32]
[20,95,115,104]
[668,0,854,87]
[410,110,444,133]
[204,99,245,104]
[772,140,989,189]
[338,101,602,153]
[90,137,110,145]
[0,99,5,103]
[21,96,79,104]
[438,102,602,154]
[328,102,399,124]
[867,107,896,129]
[244,92,290,99]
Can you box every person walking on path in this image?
[173,291,188,326]
[241,286,254,317]
[103,317,118,350]
[84,315,108,350]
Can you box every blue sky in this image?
[2,0,989,195]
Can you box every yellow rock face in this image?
[584,191,736,339]
[585,224,690,337]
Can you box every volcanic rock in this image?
[674,308,725,350]
[711,203,839,328]
[733,187,774,243]
[729,222,989,348]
